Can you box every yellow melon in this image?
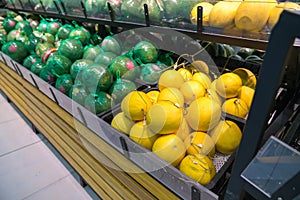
[185,97,222,132]
[180,80,206,104]
[192,72,212,89]
[215,72,243,98]
[121,91,153,121]
[146,90,160,104]
[210,120,242,155]
[222,98,249,118]
[268,2,300,30]
[209,1,242,28]
[157,87,185,108]
[235,0,277,32]
[178,68,193,81]
[129,121,159,150]
[146,101,183,134]
[152,134,186,167]
[238,86,255,109]
[111,112,134,135]
[176,118,191,141]
[232,68,257,89]
[158,70,185,91]
[179,155,216,185]
[189,60,210,75]
[190,2,214,26]
[205,88,224,106]
[184,131,215,157]
[210,79,218,91]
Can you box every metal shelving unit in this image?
[1,1,300,199]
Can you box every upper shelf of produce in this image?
[3,0,300,50]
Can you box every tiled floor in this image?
[0,91,99,200]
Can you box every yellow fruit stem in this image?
[220,57,231,75]
[183,107,188,115]
[179,67,192,80]
[190,142,213,158]
[189,154,212,172]
[234,99,249,112]
[191,42,213,61]
[137,122,147,143]
[160,99,183,109]
[224,120,232,128]
[174,53,191,70]
[206,89,219,102]
[136,91,152,117]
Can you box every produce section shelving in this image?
[1,0,282,50]
[0,1,300,199]
[0,49,220,200]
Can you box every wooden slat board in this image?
[0,62,180,200]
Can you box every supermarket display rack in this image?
[0,1,299,199]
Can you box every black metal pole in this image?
[80,1,87,18]
[144,3,150,27]
[53,1,62,15]
[59,0,67,15]
[39,0,45,12]
[107,2,114,22]
[197,6,203,32]
[28,0,34,11]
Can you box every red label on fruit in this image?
[53,23,60,28]
[9,20,16,27]
[8,45,17,53]
[58,86,66,93]
[108,0,120,6]
[126,61,134,70]
[47,75,54,82]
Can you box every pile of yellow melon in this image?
[190,0,300,31]
[110,62,256,185]
[215,68,256,119]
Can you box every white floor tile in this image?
[0,142,71,200]
[0,93,6,103]
[24,175,92,200]
[43,139,75,174]
[0,118,41,156]
[0,101,21,123]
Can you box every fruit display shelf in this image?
[4,0,300,51]
[0,22,270,197]
[0,37,252,197]
[0,51,218,199]
[0,45,294,199]
[1,2,300,199]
